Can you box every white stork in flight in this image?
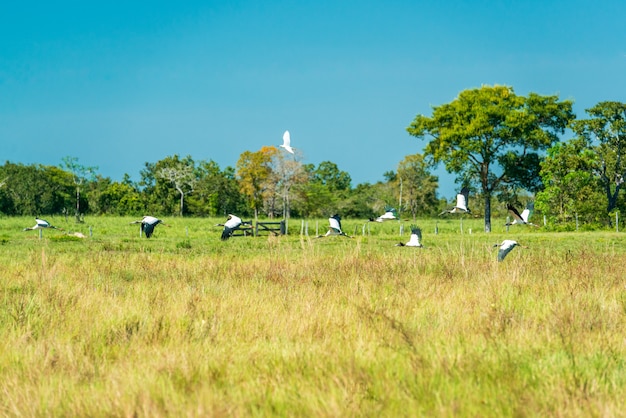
[23,218,63,231]
[396,225,423,247]
[280,130,295,154]
[319,214,351,238]
[494,239,527,262]
[219,214,243,241]
[370,206,398,222]
[506,203,538,227]
[130,216,168,238]
[440,187,471,215]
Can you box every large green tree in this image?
[295,161,352,217]
[570,101,626,214]
[88,176,145,215]
[310,161,352,192]
[0,162,73,215]
[407,85,574,232]
[536,138,605,225]
[188,161,245,217]
[156,155,196,217]
[140,155,196,216]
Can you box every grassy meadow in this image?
[1,215,626,417]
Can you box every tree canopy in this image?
[4,91,626,231]
[407,85,574,232]
[570,101,626,214]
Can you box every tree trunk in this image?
[173,184,185,217]
[75,186,81,222]
[606,183,620,214]
[484,193,492,233]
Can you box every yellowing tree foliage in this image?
[236,146,278,220]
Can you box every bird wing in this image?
[384,206,397,214]
[143,222,156,238]
[221,215,242,240]
[507,204,524,223]
[406,226,422,246]
[378,211,396,221]
[328,216,341,232]
[497,240,518,261]
[282,130,291,147]
[413,226,422,242]
[221,226,235,240]
[143,216,160,225]
[456,187,469,210]
[520,208,530,222]
[224,215,242,229]
[36,218,50,228]
[405,235,419,246]
[523,202,534,222]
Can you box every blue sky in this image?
[2,1,625,199]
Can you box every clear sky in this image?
[2,1,625,199]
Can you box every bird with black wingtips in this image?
[494,239,527,261]
[130,216,168,238]
[219,214,243,241]
[280,130,295,154]
[23,218,63,231]
[370,206,398,222]
[396,225,423,247]
[318,214,351,238]
[506,202,538,227]
[440,187,471,215]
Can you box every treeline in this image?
[2,87,625,229]
[0,152,439,220]
[407,86,626,231]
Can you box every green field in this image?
[1,216,625,417]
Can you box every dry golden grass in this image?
[1,216,626,416]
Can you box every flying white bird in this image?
[23,218,63,231]
[280,130,294,154]
[506,203,538,227]
[396,225,423,247]
[440,187,471,215]
[319,214,351,238]
[370,207,398,222]
[493,239,527,262]
[130,216,168,238]
[219,214,243,241]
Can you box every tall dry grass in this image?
[1,216,625,416]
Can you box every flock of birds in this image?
[307,186,532,262]
[21,131,297,242]
[20,133,531,262]
[22,185,533,262]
